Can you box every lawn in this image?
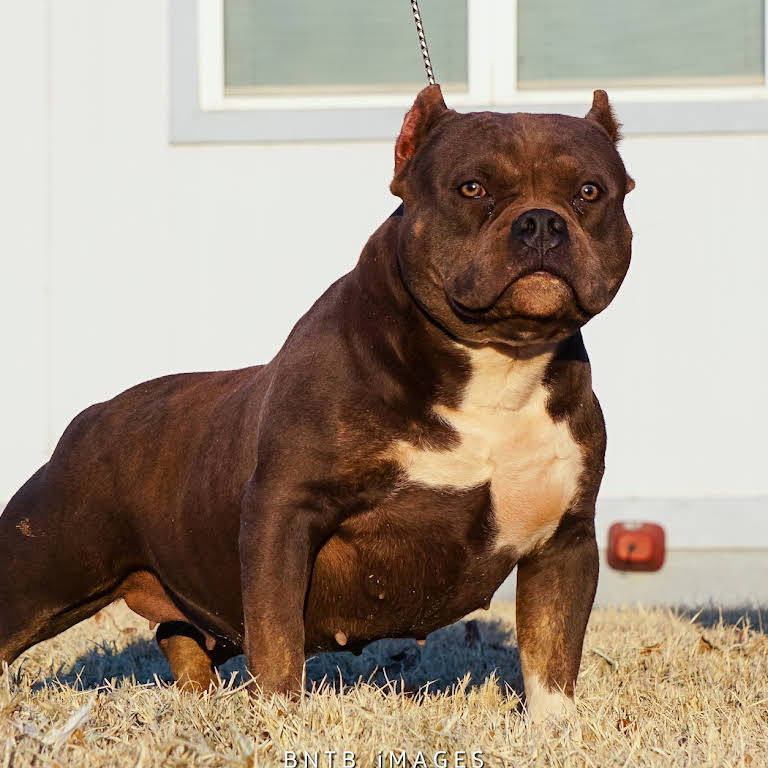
[2,599,767,767]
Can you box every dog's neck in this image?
[347,211,564,410]
[450,341,558,410]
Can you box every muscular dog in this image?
[0,86,633,721]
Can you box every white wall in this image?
[2,1,767,511]
[1,2,49,505]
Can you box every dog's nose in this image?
[510,209,567,253]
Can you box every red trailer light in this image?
[607,522,665,572]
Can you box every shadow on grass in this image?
[27,604,764,696]
[31,616,524,698]
[25,635,173,692]
[675,604,767,635]
[303,616,523,697]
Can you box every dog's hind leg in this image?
[0,464,124,668]
[156,621,239,692]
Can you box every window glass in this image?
[224,0,468,95]
[518,0,764,89]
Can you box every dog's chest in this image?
[393,346,583,554]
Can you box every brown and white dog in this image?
[0,86,633,722]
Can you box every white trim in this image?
[494,550,768,607]
[196,0,223,112]
[490,0,518,104]
[466,0,492,105]
[170,0,768,143]
[595,497,768,551]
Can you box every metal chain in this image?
[410,0,436,85]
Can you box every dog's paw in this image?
[525,676,577,726]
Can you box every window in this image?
[170,0,768,142]
[196,0,485,112]
[517,0,764,90]
[223,0,468,97]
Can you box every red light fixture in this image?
[607,522,665,572]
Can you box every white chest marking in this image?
[392,345,583,555]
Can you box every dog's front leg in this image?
[515,511,599,723]
[239,481,338,696]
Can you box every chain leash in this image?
[409,0,436,85]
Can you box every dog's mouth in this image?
[506,271,575,318]
[447,270,578,322]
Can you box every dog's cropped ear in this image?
[586,90,635,193]
[586,90,621,144]
[391,85,449,194]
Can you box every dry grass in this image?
[2,600,767,767]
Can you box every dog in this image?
[0,86,633,722]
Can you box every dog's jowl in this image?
[0,86,633,722]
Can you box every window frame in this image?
[170,0,768,143]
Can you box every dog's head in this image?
[390,86,634,346]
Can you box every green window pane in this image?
[224,0,468,95]
[518,0,764,89]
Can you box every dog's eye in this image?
[579,183,600,202]
[458,181,487,199]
